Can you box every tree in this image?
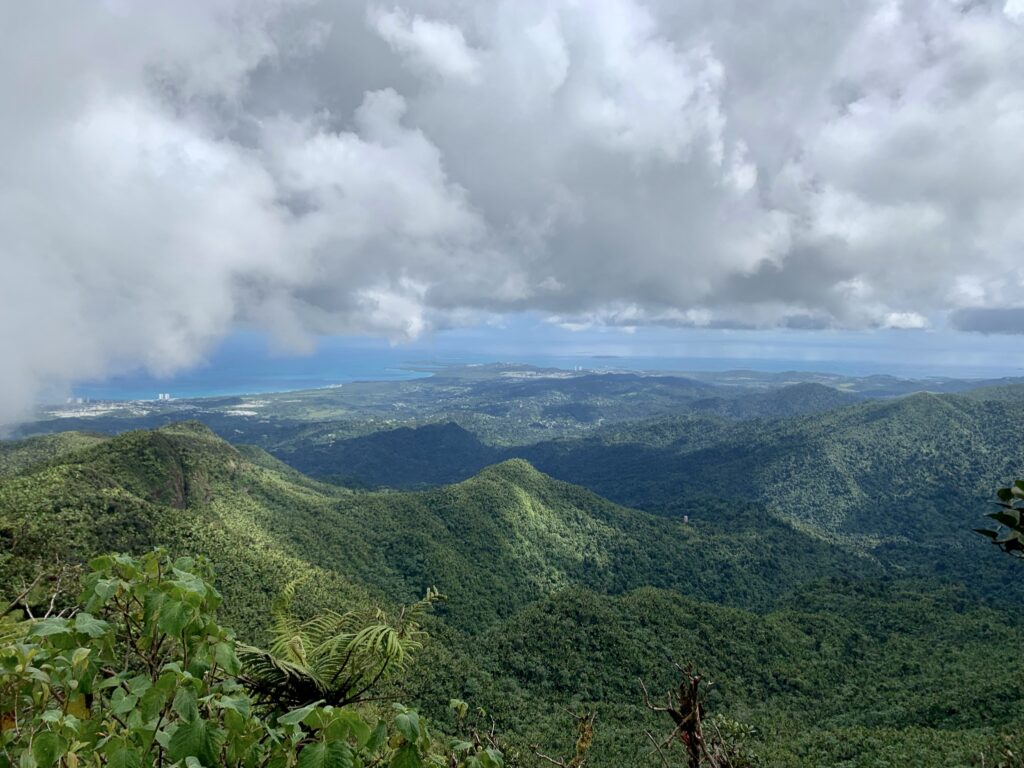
[639,662,755,768]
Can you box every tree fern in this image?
[238,582,442,710]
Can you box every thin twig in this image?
[1,573,44,617]
[644,730,672,768]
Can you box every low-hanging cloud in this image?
[2,0,1024,420]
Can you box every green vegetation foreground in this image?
[1,550,505,768]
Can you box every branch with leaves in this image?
[976,481,1024,558]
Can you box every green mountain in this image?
[0,422,374,634]
[278,421,499,487]
[688,381,864,419]
[438,582,1024,766]
[513,393,1024,555]
[304,393,1024,547]
[271,393,1024,589]
[0,423,876,629]
[2,421,1024,765]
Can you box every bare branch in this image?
[1,572,43,617]
[645,730,672,768]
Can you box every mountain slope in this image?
[267,393,1024,607]
[278,421,500,487]
[688,382,864,419]
[0,422,878,628]
[306,458,879,629]
[517,393,1024,537]
[0,430,108,477]
[3,422,1023,765]
[0,422,375,635]
[272,390,1024,547]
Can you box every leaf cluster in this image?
[0,551,501,768]
[976,481,1024,557]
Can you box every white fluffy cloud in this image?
[2,0,1024,419]
[369,7,483,83]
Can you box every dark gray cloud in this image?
[950,308,1024,334]
[2,0,1024,419]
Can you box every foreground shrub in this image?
[0,550,502,768]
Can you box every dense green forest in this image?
[258,390,1024,606]
[3,415,1024,765]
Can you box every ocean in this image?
[63,330,1024,402]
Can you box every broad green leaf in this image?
[140,680,172,721]
[30,618,70,638]
[167,718,223,767]
[394,711,420,743]
[73,613,110,639]
[214,695,250,718]
[88,555,114,572]
[279,702,319,727]
[31,732,66,768]
[70,648,91,669]
[106,746,142,768]
[214,641,241,675]
[110,692,139,716]
[390,744,422,768]
[159,601,193,637]
[125,675,152,696]
[365,722,389,754]
[296,741,354,768]
[327,711,371,747]
[172,687,199,722]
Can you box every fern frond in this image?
[239,584,442,710]
[267,579,308,664]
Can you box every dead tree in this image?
[639,662,715,768]
[531,709,596,768]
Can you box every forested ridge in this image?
[3,413,1024,765]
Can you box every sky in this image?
[3,0,1024,416]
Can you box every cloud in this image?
[2,0,1024,420]
[368,7,482,83]
[950,308,1024,334]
